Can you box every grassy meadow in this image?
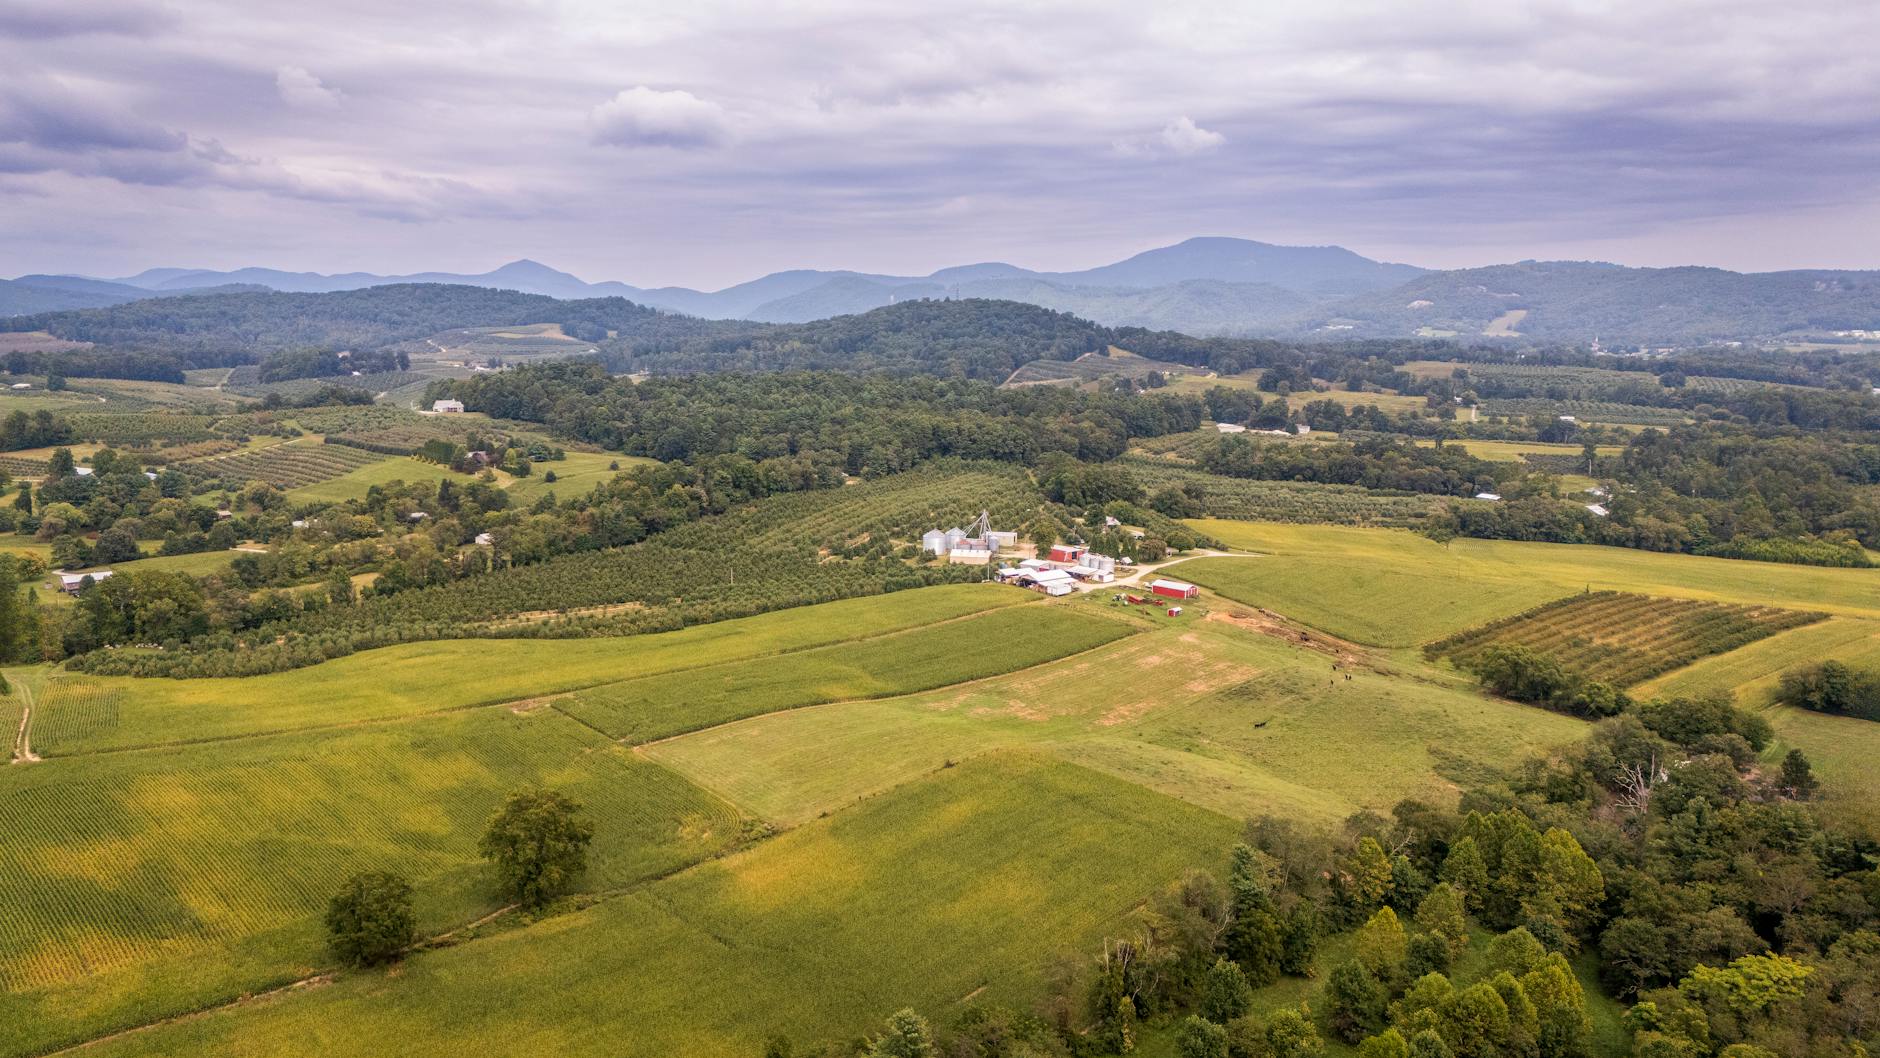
[646,617,1587,827]
[283,455,458,505]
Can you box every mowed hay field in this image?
[81,755,1237,1058]
[559,603,1133,743]
[1168,521,1880,647]
[283,455,459,505]
[0,708,745,1056]
[502,451,660,504]
[30,584,1033,754]
[647,617,1588,827]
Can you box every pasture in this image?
[647,618,1587,827]
[502,450,658,504]
[77,754,1237,1058]
[1426,591,1824,687]
[1170,521,1880,647]
[0,707,745,1055]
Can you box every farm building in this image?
[947,545,993,565]
[922,511,1013,557]
[1474,492,1502,501]
[57,570,114,593]
[1215,422,1246,434]
[1080,553,1117,574]
[1149,578,1199,600]
[431,399,465,413]
[1009,567,1076,596]
[475,532,495,546]
[9,382,30,390]
[1585,503,1610,518]
[1047,544,1086,563]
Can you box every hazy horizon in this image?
[5,1,1879,288]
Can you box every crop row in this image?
[1122,459,1447,526]
[174,442,383,488]
[67,413,221,444]
[1426,590,1825,687]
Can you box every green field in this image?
[29,584,1032,755]
[78,754,1237,1058]
[559,603,1133,743]
[647,617,1587,827]
[1170,521,1880,647]
[503,451,659,504]
[284,455,460,505]
[0,707,745,1055]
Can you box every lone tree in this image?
[478,788,594,908]
[325,871,416,966]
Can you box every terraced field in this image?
[1425,591,1825,686]
[176,439,384,488]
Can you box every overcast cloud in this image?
[2,0,1878,288]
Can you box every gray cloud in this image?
[590,87,730,149]
[2,1,1879,284]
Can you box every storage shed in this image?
[1149,578,1199,600]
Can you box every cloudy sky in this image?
[3,0,1878,289]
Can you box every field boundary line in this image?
[33,592,1043,761]
[8,673,38,763]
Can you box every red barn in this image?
[1047,544,1086,563]
[1149,578,1199,600]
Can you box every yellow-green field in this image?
[647,616,1586,827]
[503,451,659,504]
[1413,438,1624,462]
[78,755,1237,1058]
[283,455,460,505]
[0,708,745,1056]
[1169,521,1880,647]
[29,584,1033,754]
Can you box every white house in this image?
[431,399,465,414]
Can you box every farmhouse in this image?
[57,569,114,593]
[1149,578,1199,600]
[431,399,465,414]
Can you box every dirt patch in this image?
[503,693,570,715]
[1204,609,1371,668]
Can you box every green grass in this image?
[30,584,1032,755]
[0,707,745,1056]
[647,620,1587,827]
[1171,522,1880,647]
[284,456,460,505]
[77,754,1237,1058]
[559,603,1134,744]
[503,451,658,504]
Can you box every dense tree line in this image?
[434,363,1207,472]
[0,409,74,451]
[1777,661,1880,722]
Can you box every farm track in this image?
[26,599,1051,761]
[9,677,37,764]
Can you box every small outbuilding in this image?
[58,569,114,593]
[431,399,465,414]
